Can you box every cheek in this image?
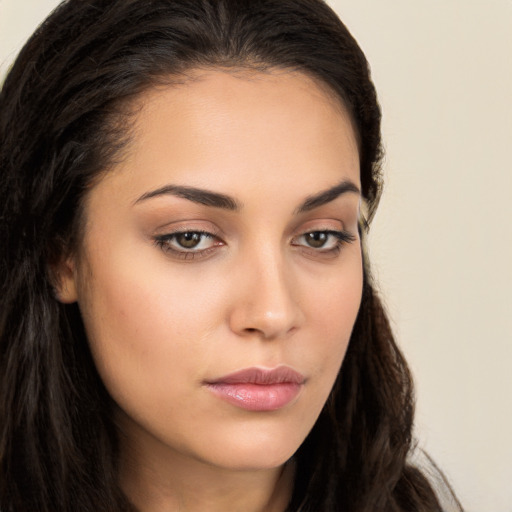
[297,249,363,399]
[308,249,363,340]
[75,252,220,417]
[74,235,363,469]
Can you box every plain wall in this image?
[329,2,512,511]
[1,1,511,510]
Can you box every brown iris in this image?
[305,232,328,248]
[176,232,203,249]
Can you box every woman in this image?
[0,0,462,510]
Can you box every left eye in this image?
[293,230,356,250]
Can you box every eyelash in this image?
[154,230,222,260]
[291,230,356,257]
[154,229,356,261]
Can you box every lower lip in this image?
[206,382,303,411]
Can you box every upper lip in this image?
[206,366,305,385]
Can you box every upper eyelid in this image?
[291,215,348,231]
[153,223,223,238]
[156,230,221,244]
[292,225,351,241]
[149,211,350,232]
[292,230,356,244]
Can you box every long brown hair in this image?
[0,1,461,510]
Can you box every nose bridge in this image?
[229,238,302,339]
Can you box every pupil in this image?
[307,232,327,248]
[178,232,201,249]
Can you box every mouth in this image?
[204,366,305,411]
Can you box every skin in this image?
[57,69,363,512]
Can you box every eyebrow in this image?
[295,180,361,213]
[134,179,360,213]
[134,184,241,210]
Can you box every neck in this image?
[118,424,295,512]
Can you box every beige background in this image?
[1,1,511,510]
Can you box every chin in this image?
[207,448,297,472]
[189,422,307,471]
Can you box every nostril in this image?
[229,284,303,340]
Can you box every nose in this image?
[228,247,304,340]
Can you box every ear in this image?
[52,256,79,304]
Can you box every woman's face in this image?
[58,69,362,472]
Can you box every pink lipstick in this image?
[205,366,304,411]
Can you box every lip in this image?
[205,366,305,411]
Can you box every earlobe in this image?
[52,256,79,304]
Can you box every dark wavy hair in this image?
[0,1,461,511]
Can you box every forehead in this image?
[93,68,360,206]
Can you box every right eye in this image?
[154,230,224,259]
